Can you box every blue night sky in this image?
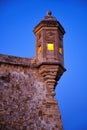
[0,0,87,130]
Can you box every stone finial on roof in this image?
[47,11,52,16]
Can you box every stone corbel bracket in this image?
[37,62,66,97]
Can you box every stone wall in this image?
[0,54,63,130]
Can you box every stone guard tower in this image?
[34,11,66,97]
[0,11,66,130]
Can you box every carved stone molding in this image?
[38,64,65,97]
[45,31,55,41]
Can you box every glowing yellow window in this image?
[47,43,54,50]
[38,45,42,54]
[59,47,63,55]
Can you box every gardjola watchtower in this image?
[34,11,66,97]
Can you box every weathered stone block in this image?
[0,55,63,130]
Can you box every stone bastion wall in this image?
[0,54,63,130]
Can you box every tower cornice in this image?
[33,20,65,35]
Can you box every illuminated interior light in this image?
[47,43,54,50]
[38,45,41,54]
[59,47,63,54]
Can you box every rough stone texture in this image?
[0,12,66,130]
[0,54,63,130]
